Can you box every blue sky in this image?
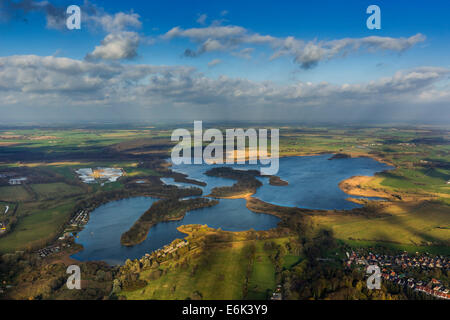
[0,0,449,123]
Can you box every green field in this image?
[340,239,450,256]
[0,186,32,202]
[0,201,74,253]
[246,241,277,300]
[122,234,297,300]
[314,201,450,249]
[283,255,302,269]
[124,242,251,300]
[31,183,84,200]
[380,168,450,194]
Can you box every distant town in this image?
[347,251,450,300]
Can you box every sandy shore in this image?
[338,175,437,202]
[207,192,254,200]
[338,175,394,199]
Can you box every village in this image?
[37,244,62,258]
[270,285,283,300]
[33,210,90,259]
[143,239,190,262]
[36,234,74,259]
[69,210,89,228]
[346,251,450,300]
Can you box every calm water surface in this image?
[73,155,392,265]
[168,155,393,210]
[72,197,279,265]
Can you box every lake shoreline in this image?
[73,154,393,266]
[120,198,219,247]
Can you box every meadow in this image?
[0,200,75,252]
[31,183,84,200]
[0,186,32,202]
[121,226,299,300]
[313,201,450,254]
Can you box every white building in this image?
[9,177,27,185]
[76,167,123,184]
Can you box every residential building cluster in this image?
[37,245,61,258]
[270,285,283,300]
[70,210,89,227]
[347,251,449,270]
[138,240,190,265]
[347,251,450,300]
[156,240,190,258]
[36,241,72,258]
[415,279,450,300]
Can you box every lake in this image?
[166,154,393,210]
[72,197,280,265]
[72,155,392,265]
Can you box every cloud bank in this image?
[0,55,448,123]
[0,2,446,124]
[163,25,425,68]
[86,32,140,60]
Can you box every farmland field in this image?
[31,183,85,200]
[0,186,32,202]
[0,201,75,252]
[122,230,295,300]
[246,241,279,300]
[123,241,251,300]
[313,201,450,250]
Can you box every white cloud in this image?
[283,34,427,69]
[208,59,222,67]
[163,24,426,68]
[87,11,142,33]
[1,1,142,32]
[163,25,246,40]
[1,1,145,62]
[196,14,207,25]
[1,0,66,30]
[0,55,448,124]
[232,48,254,59]
[85,32,140,60]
